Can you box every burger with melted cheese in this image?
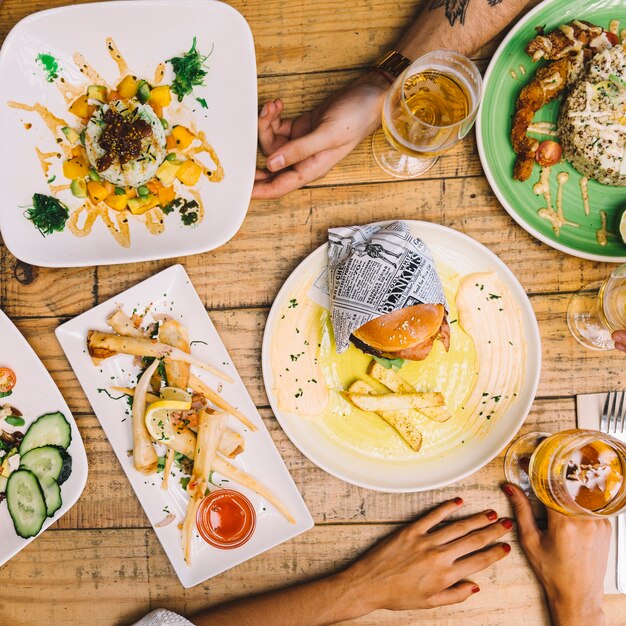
[350,304,450,361]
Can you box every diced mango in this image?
[149,102,163,119]
[128,194,160,215]
[176,160,202,186]
[68,95,90,118]
[87,180,108,204]
[125,187,138,199]
[63,157,89,180]
[166,135,177,150]
[102,181,116,196]
[158,186,176,207]
[107,89,120,102]
[104,193,128,212]
[171,125,195,150]
[117,75,139,99]
[146,179,163,194]
[71,145,87,160]
[150,85,171,108]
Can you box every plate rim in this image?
[261,220,542,493]
[55,263,313,587]
[0,307,88,567]
[0,0,257,268]
[476,0,626,264]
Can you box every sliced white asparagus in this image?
[161,448,175,490]
[158,319,191,390]
[132,359,159,475]
[211,454,296,524]
[189,374,257,431]
[87,331,233,384]
[182,411,227,565]
[107,309,146,338]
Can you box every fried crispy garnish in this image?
[525,20,603,62]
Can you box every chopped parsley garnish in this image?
[289,298,298,308]
[25,193,69,236]
[168,37,213,101]
[36,53,60,82]
[181,211,198,226]
[295,388,304,398]
[196,97,208,109]
[97,388,128,401]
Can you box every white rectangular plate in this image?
[0,309,87,567]
[0,0,256,267]
[55,264,313,588]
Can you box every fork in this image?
[599,391,626,594]
[600,391,626,436]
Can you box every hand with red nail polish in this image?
[502,483,610,626]
[612,330,626,353]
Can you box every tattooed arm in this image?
[397,0,532,59]
[253,0,532,199]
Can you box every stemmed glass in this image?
[372,50,482,179]
[567,263,626,350]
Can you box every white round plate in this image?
[262,221,541,492]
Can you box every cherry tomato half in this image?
[535,140,562,167]
[0,368,16,394]
[605,31,619,47]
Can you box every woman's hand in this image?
[612,330,626,353]
[252,71,390,199]
[335,497,513,613]
[503,483,610,626]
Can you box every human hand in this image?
[503,483,610,626]
[252,71,390,199]
[612,330,626,353]
[335,497,512,613]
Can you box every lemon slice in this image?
[145,400,191,442]
[160,386,192,403]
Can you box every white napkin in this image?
[576,392,621,595]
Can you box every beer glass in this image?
[372,50,482,179]
[504,429,626,518]
[567,263,626,350]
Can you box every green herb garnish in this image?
[180,476,191,490]
[168,37,213,102]
[47,175,56,184]
[609,73,626,90]
[0,390,13,399]
[36,53,60,82]
[25,193,69,236]
[181,211,198,226]
[196,97,208,109]
[372,355,405,372]
[5,416,25,427]
[97,388,127,401]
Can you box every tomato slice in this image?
[0,368,16,393]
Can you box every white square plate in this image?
[0,0,256,267]
[0,309,88,567]
[55,264,313,588]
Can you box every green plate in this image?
[477,0,626,262]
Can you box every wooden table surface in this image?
[1,0,626,624]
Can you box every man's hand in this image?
[503,483,610,626]
[252,72,389,199]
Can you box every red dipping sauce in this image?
[196,489,256,549]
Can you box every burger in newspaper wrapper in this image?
[328,221,449,361]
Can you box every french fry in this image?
[367,361,451,422]
[347,391,451,423]
[158,319,191,389]
[107,309,146,338]
[367,361,414,393]
[182,411,227,565]
[211,454,296,524]
[348,381,422,452]
[189,374,257,432]
[87,330,233,383]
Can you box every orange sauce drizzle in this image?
[34,147,61,176]
[68,202,131,247]
[73,52,109,89]
[106,37,129,79]
[143,207,166,235]
[154,63,166,85]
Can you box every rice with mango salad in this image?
[558,45,626,186]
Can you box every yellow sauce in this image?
[597,210,609,246]
[510,69,518,80]
[579,176,590,216]
[534,167,580,235]
[519,64,526,76]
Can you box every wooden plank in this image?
[11,292,626,416]
[1,525,623,626]
[0,0,526,74]
[96,177,616,307]
[51,398,569,531]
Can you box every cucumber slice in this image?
[20,446,72,485]
[40,479,62,517]
[6,470,47,538]
[19,412,71,455]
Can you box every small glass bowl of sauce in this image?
[196,489,256,549]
